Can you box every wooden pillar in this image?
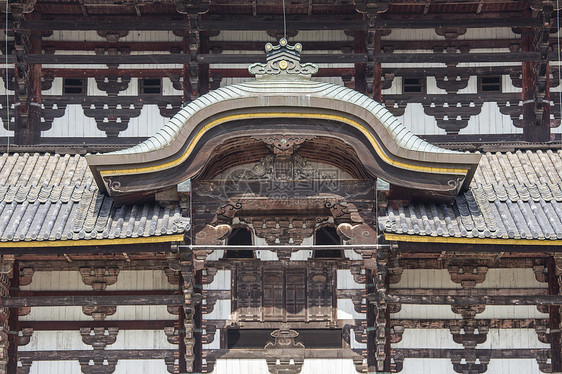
[12,11,42,146]
[550,256,562,373]
[7,261,18,373]
[0,258,14,374]
[354,29,366,95]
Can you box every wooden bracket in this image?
[79,267,119,291]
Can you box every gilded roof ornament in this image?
[248,38,319,78]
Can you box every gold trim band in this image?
[384,233,562,246]
[0,234,185,248]
[100,112,469,177]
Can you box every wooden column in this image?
[550,256,562,373]
[7,261,18,374]
[12,10,42,146]
[0,259,14,374]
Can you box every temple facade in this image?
[1,1,562,374]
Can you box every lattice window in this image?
[63,78,86,95]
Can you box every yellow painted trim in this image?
[384,233,562,246]
[0,234,185,248]
[100,112,469,178]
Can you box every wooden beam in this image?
[6,51,541,65]
[380,294,562,305]
[390,288,549,297]
[393,348,548,359]
[0,294,183,307]
[18,349,175,361]
[0,241,174,255]
[393,318,547,329]
[19,17,366,31]
[19,320,176,331]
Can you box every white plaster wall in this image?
[118,104,170,137]
[477,305,549,319]
[480,329,548,349]
[19,331,89,351]
[486,359,542,373]
[203,270,231,290]
[475,268,547,289]
[20,305,177,321]
[203,299,231,320]
[27,361,82,374]
[336,299,365,320]
[337,269,364,290]
[401,358,454,374]
[41,104,102,137]
[391,304,461,320]
[301,359,357,373]
[211,359,269,373]
[107,330,175,350]
[20,270,176,291]
[391,269,461,289]
[114,360,169,373]
[393,329,458,349]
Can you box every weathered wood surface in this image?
[379,294,562,305]
[6,51,544,65]
[392,348,549,359]
[19,320,176,330]
[18,349,176,361]
[0,294,183,307]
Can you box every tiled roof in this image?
[380,150,562,241]
[0,153,188,243]
[111,77,456,157]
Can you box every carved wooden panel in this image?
[235,265,335,323]
[285,269,306,321]
[235,267,262,321]
[263,269,285,321]
[307,267,333,321]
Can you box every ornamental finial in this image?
[248,38,318,78]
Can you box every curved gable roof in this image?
[87,42,480,201]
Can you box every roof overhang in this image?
[87,79,481,202]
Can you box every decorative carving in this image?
[17,359,33,374]
[451,304,485,319]
[0,264,13,373]
[448,264,488,289]
[94,75,131,96]
[164,326,180,345]
[164,268,180,286]
[202,324,216,345]
[18,328,33,347]
[249,38,318,78]
[252,135,315,155]
[79,358,118,374]
[354,0,390,14]
[194,224,231,245]
[175,0,210,14]
[264,324,305,374]
[435,27,467,40]
[244,217,321,248]
[19,267,34,286]
[450,325,488,349]
[165,355,179,374]
[80,327,119,350]
[82,305,117,321]
[337,223,377,246]
[97,30,129,42]
[435,74,470,93]
[533,263,549,283]
[79,267,120,291]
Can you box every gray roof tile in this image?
[0,153,189,244]
[381,150,562,241]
